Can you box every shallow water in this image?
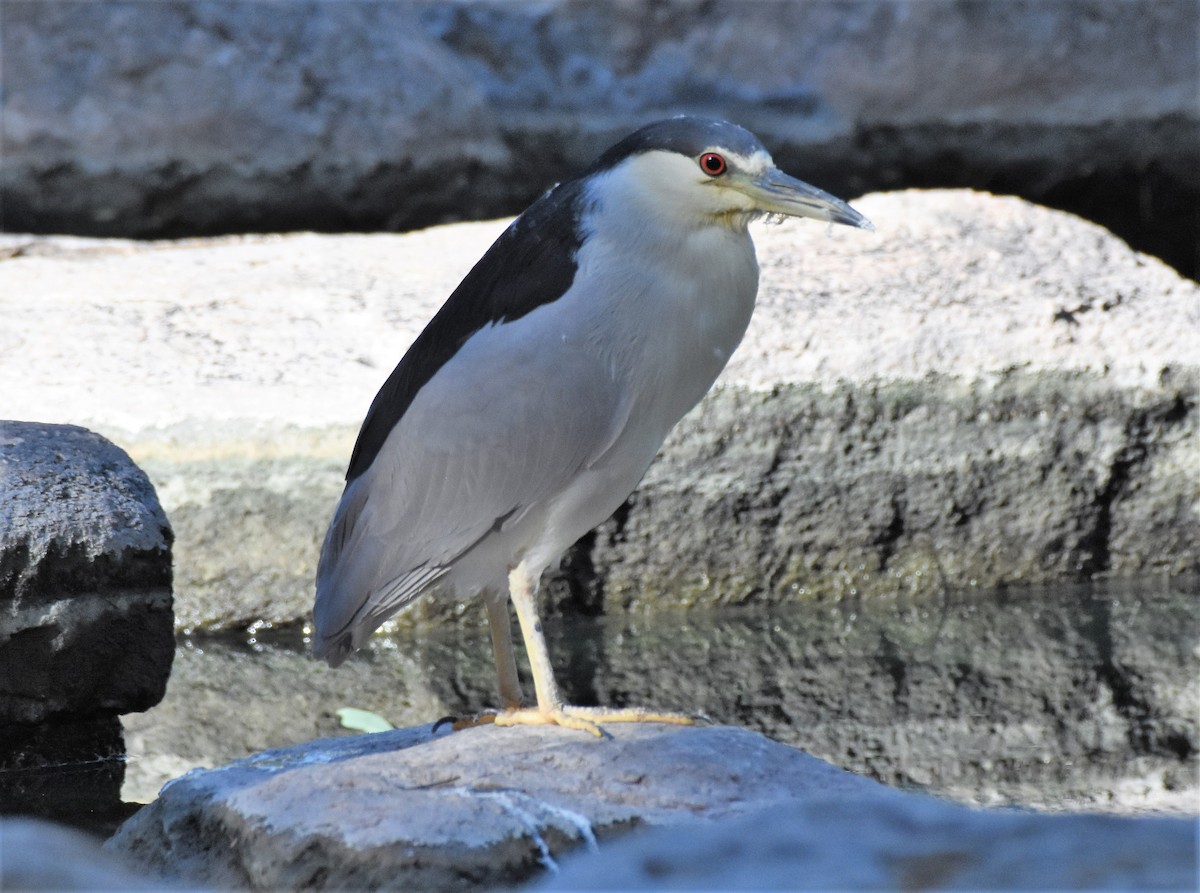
[6,578,1198,837]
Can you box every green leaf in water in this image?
[336,707,395,733]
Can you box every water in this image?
[5,578,1197,838]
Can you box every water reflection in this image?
[121,578,1198,816]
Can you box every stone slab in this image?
[108,724,881,891]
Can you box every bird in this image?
[313,115,873,735]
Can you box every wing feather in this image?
[313,304,627,664]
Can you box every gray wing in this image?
[313,318,629,664]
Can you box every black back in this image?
[345,178,591,482]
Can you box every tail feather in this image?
[313,476,452,665]
[312,629,355,667]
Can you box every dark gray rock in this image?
[108,722,1198,893]
[2,0,1195,275]
[542,790,1199,891]
[108,724,885,892]
[0,422,174,828]
[0,422,174,725]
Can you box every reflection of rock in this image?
[121,639,450,803]
[1,192,1195,635]
[547,582,1200,813]
[127,581,1197,815]
[3,2,1196,276]
[0,422,174,829]
[554,580,1200,813]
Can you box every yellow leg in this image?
[485,592,523,710]
[441,593,523,732]
[493,561,696,737]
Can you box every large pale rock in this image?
[1,190,1193,633]
[543,789,1199,891]
[107,724,881,891]
[1,1,1195,274]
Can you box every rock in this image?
[2,1,1196,276]
[0,422,174,724]
[1,190,1194,633]
[542,788,1199,891]
[0,1,507,236]
[0,422,174,829]
[108,724,883,891]
[0,817,185,891]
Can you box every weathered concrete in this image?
[543,791,1199,891]
[1,190,1194,634]
[3,1,1196,275]
[108,724,882,891]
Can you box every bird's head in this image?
[583,116,873,234]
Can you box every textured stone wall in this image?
[2,0,1196,275]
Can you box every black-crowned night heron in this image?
[313,116,872,735]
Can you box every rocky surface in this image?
[108,724,879,891]
[1,190,1194,634]
[542,790,1199,891]
[107,723,1198,893]
[3,1,1196,276]
[0,422,174,723]
[0,422,174,830]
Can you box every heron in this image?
[313,116,872,735]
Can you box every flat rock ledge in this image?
[106,724,1197,893]
[1,189,1197,632]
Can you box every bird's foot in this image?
[436,705,700,737]
[494,704,697,738]
[432,710,499,733]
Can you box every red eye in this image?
[699,152,727,176]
